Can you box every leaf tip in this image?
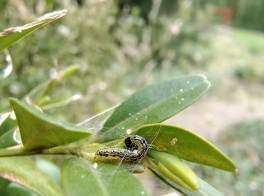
[37,9,68,21]
[229,162,238,173]
[8,97,19,106]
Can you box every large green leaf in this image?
[0,157,62,195]
[61,157,147,196]
[9,98,91,151]
[135,124,237,172]
[96,75,210,143]
[0,9,67,51]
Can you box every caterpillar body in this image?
[95,135,148,162]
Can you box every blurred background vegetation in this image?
[1,0,264,195]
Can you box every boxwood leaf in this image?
[0,129,18,148]
[35,159,61,184]
[9,98,91,151]
[151,168,223,196]
[96,75,210,142]
[135,124,237,172]
[0,157,62,195]
[0,176,10,191]
[61,157,147,196]
[0,9,67,51]
[0,113,16,137]
[147,150,198,190]
[2,182,37,196]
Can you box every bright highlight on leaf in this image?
[0,9,67,51]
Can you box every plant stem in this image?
[42,145,95,161]
[0,146,30,156]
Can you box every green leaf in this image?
[0,112,19,148]
[0,113,16,137]
[0,176,10,191]
[96,75,210,143]
[39,94,82,110]
[135,124,237,172]
[147,150,198,190]
[2,183,37,196]
[151,168,223,196]
[0,157,62,195]
[0,129,19,148]
[0,9,67,51]
[31,65,80,105]
[35,159,60,183]
[9,98,91,151]
[61,157,148,196]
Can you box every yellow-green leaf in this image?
[135,124,237,172]
[148,150,198,190]
[0,9,67,51]
[9,98,91,151]
[0,157,62,195]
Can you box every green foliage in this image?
[9,98,91,151]
[0,74,237,195]
[231,1,264,31]
[135,124,236,172]
[61,157,147,196]
[1,183,36,196]
[193,119,264,195]
[234,28,264,54]
[200,0,264,31]
[151,169,224,196]
[0,3,240,196]
[232,29,264,86]
[0,157,62,195]
[0,9,67,52]
[235,64,264,85]
[148,151,198,190]
[0,1,210,119]
[96,75,210,142]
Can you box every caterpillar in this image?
[95,135,148,162]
